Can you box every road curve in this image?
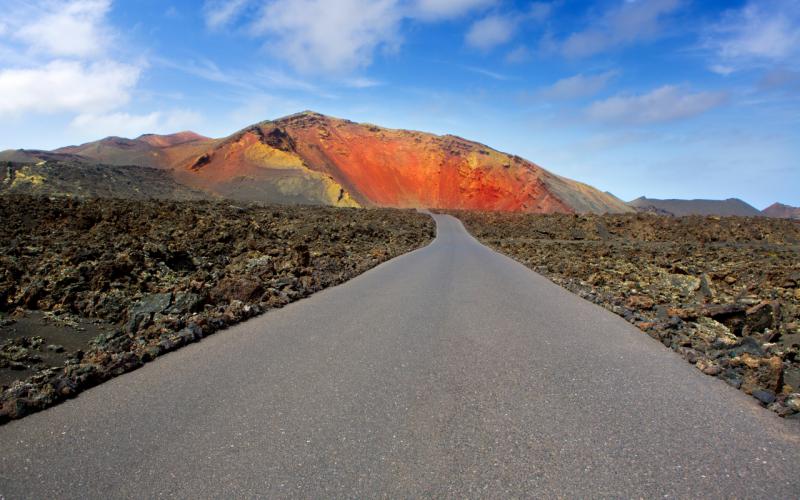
[1,214,798,498]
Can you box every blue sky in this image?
[1,0,798,207]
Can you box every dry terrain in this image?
[454,211,800,417]
[2,161,210,200]
[0,195,434,422]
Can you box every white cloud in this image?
[0,61,140,116]
[8,0,112,58]
[0,0,145,119]
[466,14,516,51]
[70,109,203,137]
[560,0,682,58]
[540,71,616,100]
[411,0,495,20]
[710,64,735,76]
[0,1,201,143]
[586,85,727,124]
[707,0,800,72]
[203,0,496,73]
[250,0,403,73]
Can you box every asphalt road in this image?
[1,214,799,498]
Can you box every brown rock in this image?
[733,354,784,395]
[744,301,779,335]
[211,277,264,303]
[696,359,722,376]
[626,295,655,310]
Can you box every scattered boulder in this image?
[752,389,776,405]
[744,301,779,336]
[131,293,173,316]
[731,354,784,395]
[167,292,203,315]
[211,277,264,303]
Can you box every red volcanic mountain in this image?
[0,112,631,213]
[763,203,800,219]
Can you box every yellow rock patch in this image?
[245,142,305,170]
[12,169,46,187]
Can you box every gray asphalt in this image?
[1,214,799,498]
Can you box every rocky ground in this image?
[453,211,800,418]
[0,195,434,423]
[2,161,210,200]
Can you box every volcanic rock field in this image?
[454,211,800,418]
[0,195,434,422]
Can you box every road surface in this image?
[1,214,799,498]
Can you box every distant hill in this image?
[1,161,210,201]
[628,196,762,217]
[763,202,800,219]
[53,131,213,169]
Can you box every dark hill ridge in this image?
[0,112,631,214]
[1,161,209,201]
[628,196,762,217]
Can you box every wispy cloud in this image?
[203,0,251,29]
[527,2,553,23]
[705,0,800,73]
[465,14,517,51]
[411,0,496,20]
[153,56,353,98]
[153,56,255,90]
[202,0,498,74]
[758,67,800,93]
[460,65,510,81]
[556,0,683,58]
[341,77,383,88]
[586,85,727,125]
[504,45,531,64]
[465,2,553,53]
[539,71,617,100]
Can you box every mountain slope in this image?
[628,196,762,217]
[170,122,361,207]
[763,202,800,219]
[1,112,632,213]
[172,112,630,213]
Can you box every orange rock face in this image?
[276,114,574,212]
